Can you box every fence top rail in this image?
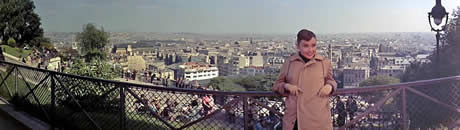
[334,75,460,95]
[2,61,460,96]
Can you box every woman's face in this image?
[296,38,317,59]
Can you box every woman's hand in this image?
[318,84,332,97]
[284,83,303,96]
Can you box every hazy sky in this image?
[35,0,460,34]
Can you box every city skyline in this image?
[35,0,459,34]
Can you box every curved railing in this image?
[0,61,458,130]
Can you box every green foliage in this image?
[359,75,400,87]
[65,59,119,80]
[0,0,45,47]
[208,77,246,91]
[35,37,53,50]
[7,37,16,47]
[234,76,259,91]
[1,45,32,58]
[58,59,122,126]
[209,74,278,92]
[59,94,119,113]
[401,8,460,128]
[58,47,79,61]
[76,23,109,61]
[62,59,119,96]
[234,74,277,91]
[359,75,400,110]
[0,70,28,99]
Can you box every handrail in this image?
[2,60,459,96]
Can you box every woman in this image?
[272,29,337,130]
[202,94,213,115]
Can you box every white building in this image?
[176,62,218,81]
[249,54,264,67]
[415,54,430,63]
[267,57,285,65]
[237,55,249,67]
[47,57,61,71]
[127,55,146,71]
[393,57,411,70]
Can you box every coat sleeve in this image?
[324,59,337,94]
[272,61,290,97]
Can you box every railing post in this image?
[14,66,17,94]
[50,74,56,129]
[243,96,249,130]
[119,85,126,130]
[402,88,408,130]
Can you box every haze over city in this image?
[35,0,460,34]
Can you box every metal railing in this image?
[0,60,458,130]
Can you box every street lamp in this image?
[428,0,449,62]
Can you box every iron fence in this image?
[0,61,459,130]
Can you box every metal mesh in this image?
[330,90,399,129]
[331,81,460,129]
[330,88,402,129]
[246,97,284,130]
[405,81,460,129]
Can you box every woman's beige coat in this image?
[272,53,337,130]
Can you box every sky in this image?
[34,0,460,34]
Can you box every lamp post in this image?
[428,0,449,62]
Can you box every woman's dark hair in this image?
[297,29,316,44]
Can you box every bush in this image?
[7,38,16,47]
[59,94,119,113]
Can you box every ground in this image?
[1,45,32,58]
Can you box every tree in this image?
[208,77,246,91]
[7,37,16,47]
[233,74,277,91]
[359,75,400,105]
[401,8,460,128]
[209,74,280,92]
[360,75,400,87]
[58,47,79,61]
[76,23,109,61]
[65,59,119,80]
[35,37,53,50]
[0,0,45,47]
[62,59,119,96]
[57,59,121,115]
[235,76,260,91]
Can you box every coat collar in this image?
[289,53,324,62]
